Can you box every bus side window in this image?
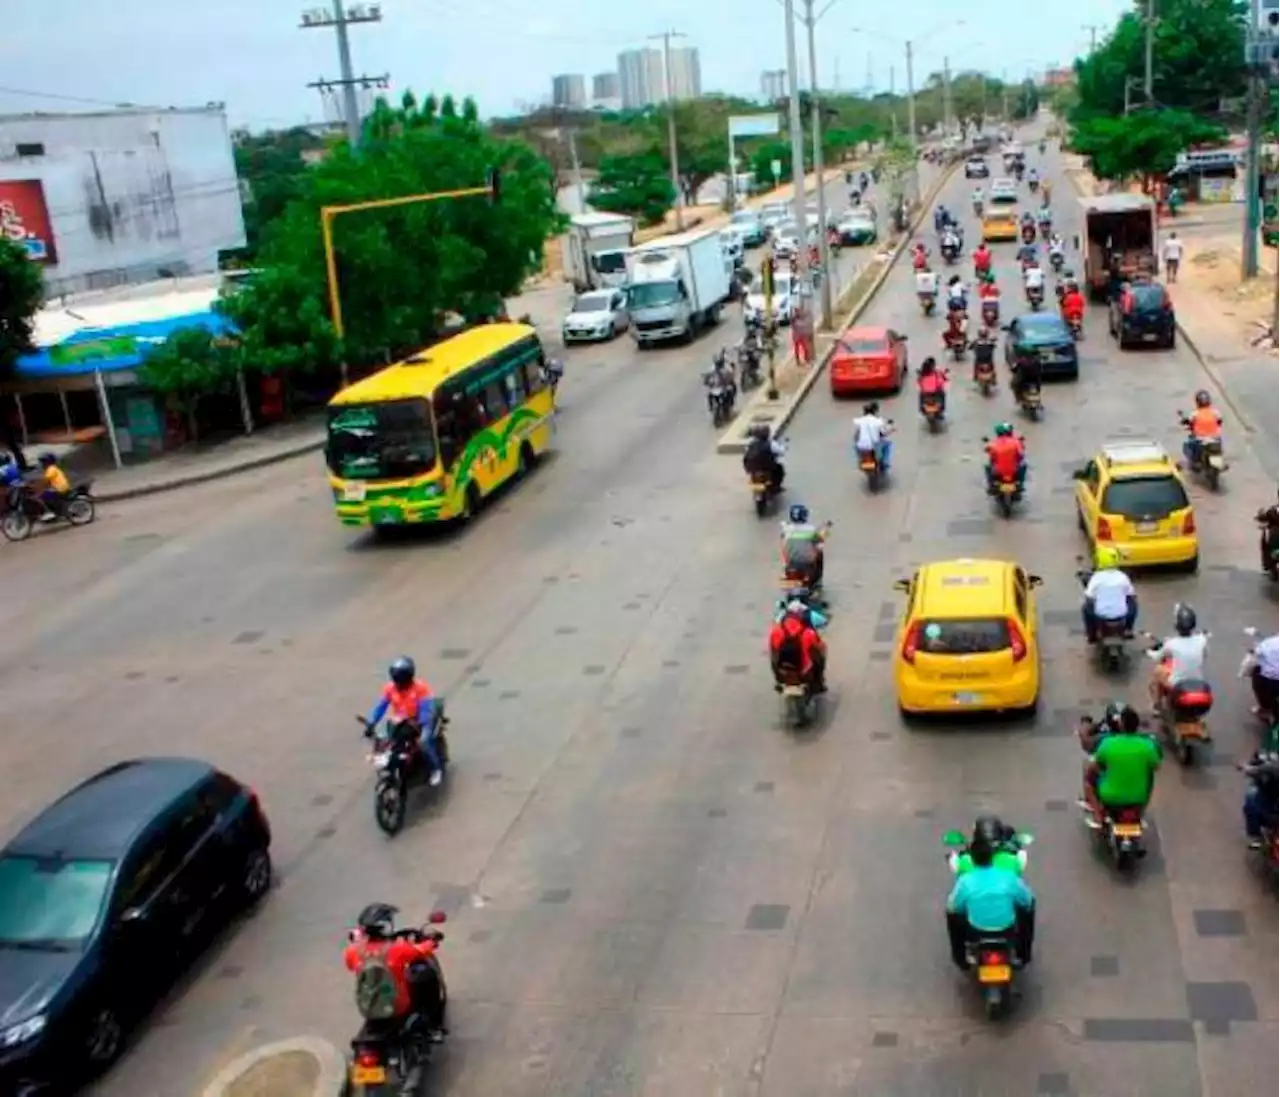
[525,352,546,395]
[434,400,462,470]
[504,367,526,408]
[481,380,509,423]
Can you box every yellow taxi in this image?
[892,558,1043,719]
[1072,439,1199,571]
[982,210,1019,242]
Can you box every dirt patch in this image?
[222,1050,321,1097]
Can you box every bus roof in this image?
[329,322,538,406]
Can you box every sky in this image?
[0,0,1133,131]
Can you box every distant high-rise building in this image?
[617,48,665,109]
[592,72,620,101]
[551,74,586,109]
[760,69,787,102]
[666,46,702,101]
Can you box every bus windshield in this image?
[326,398,438,480]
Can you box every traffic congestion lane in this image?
[767,140,1276,1095]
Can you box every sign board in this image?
[0,179,57,263]
[729,113,781,138]
[771,159,783,180]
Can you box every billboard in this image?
[729,113,781,138]
[0,180,57,263]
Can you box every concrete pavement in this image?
[0,143,1272,1097]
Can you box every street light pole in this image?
[650,30,687,230]
[803,0,835,330]
[783,0,810,295]
[1242,0,1263,278]
[905,39,917,148]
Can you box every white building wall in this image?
[0,107,246,296]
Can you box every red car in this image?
[829,325,908,396]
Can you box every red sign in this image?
[0,179,57,264]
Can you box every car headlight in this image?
[1,1014,46,1048]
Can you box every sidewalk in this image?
[87,417,325,503]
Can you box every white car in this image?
[772,221,800,258]
[990,178,1019,204]
[561,288,628,343]
[720,228,746,267]
[744,272,796,326]
[729,210,767,247]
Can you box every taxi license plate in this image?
[1112,823,1142,837]
[953,692,982,704]
[977,964,1011,984]
[342,482,367,502]
[1176,722,1207,739]
[1135,520,1159,534]
[924,401,940,413]
[350,1064,387,1085]
[372,509,401,525]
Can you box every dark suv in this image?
[0,758,272,1092]
[1109,280,1176,349]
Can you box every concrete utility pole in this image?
[942,56,953,136]
[1082,23,1101,52]
[905,40,917,148]
[566,128,585,214]
[1143,0,1156,101]
[299,0,385,150]
[783,0,810,293]
[650,30,687,230]
[803,0,835,330]
[1242,0,1265,278]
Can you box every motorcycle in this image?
[1,481,96,542]
[941,242,960,266]
[1238,626,1279,728]
[1237,759,1279,875]
[1257,507,1278,581]
[1143,638,1215,765]
[982,437,1023,518]
[856,436,890,493]
[1177,414,1228,489]
[1020,224,1035,245]
[1016,381,1043,421]
[737,343,764,391]
[921,393,945,433]
[1025,284,1044,311]
[347,911,448,1095]
[973,199,984,217]
[918,290,937,317]
[940,829,1033,1019]
[1065,313,1083,341]
[944,320,968,362]
[775,664,820,728]
[1049,250,1065,273]
[1028,178,1039,194]
[980,298,1000,327]
[974,358,997,397]
[358,706,452,835]
[750,470,781,518]
[1076,559,1129,671]
[705,371,736,428]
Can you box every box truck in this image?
[625,228,732,346]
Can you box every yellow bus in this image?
[325,323,555,529]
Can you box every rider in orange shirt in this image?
[366,656,443,786]
[973,243,992,279]
[769,602,826,693]
[343,903,446,1041]
[1182,390,1223,466]
[985,423,1027,492]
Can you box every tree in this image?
[1011,80,1040,120]
[136,327,238,442]
[0,237,43,381]
[232,127,327,260]
[1070,109,1225,186]
[591,151,676,225]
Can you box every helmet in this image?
[788,503,810,524]
[971,814,1007,849]
[1194,389,1212,408]
[920,356,937,372]
[749,423,770,441]
[1173,603,1197,636]
[863,401,880,416]
[355,902,398,940]
[37,452,56,467]
[388,656,416,689]
[1094,545,1124,569]
[993,422,1013,437]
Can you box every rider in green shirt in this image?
[1079,702,1162,821]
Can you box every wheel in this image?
[241,846,272,905]
[1205,465,1219,491]
[755,494,768,518]
[460,483,481,524]
[997,494,1013,518]
[80,1003,126,1079]
[1164,332,1176,349]
[435,729,450,768]
[1,509,32,542]
[1181,552,1199,575]
[375,779,407,835]
[65,495,95,525]
[515,443,531,480]
[1176,740,1195,766]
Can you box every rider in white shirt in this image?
[1147,604,1210,711]
[1246,632,1279,717]
[852,401,894,471]
[1023,264,1045,291]
[1048,232,1065,259]
[972,185,985,207]
[946,276,968,310]
[1082,546,1138,642]
[1028,167,1039,184]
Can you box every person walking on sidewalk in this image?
[1162,232,1184,283]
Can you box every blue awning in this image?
[16,310,238,380]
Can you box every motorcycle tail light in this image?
[356,1050,383,1067]
[980,950,1007,966]
[428,910,448,924]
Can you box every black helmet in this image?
[355,902,398,939]
[388,656,416,688]
[1194,389,1212,408]
[1173,603,1197,636]
[920,356,937,373]
[971,814,1006,849]
[1102,701,1139,732]
[863,401,880,416]
[749,423,770,440]
[37,452,56,467]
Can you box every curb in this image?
[95,438,325,502]
[716,159,963,453]
[200,1035,347,1097]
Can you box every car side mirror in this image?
[1028,574,1044,587]
[892,579,910,593]
[1071,468,1088,481]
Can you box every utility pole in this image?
[890,64,898,138]
[942,56,953,136]
[1242,0,1265,278]
[1001,68,1009,121]
[650,30,687,230]
[905,40,917,148]
[783,0,810,296]
[299,0,384,150]
[833,55,841,91]
[1143,0,1156,101]
[803,0,834,330]
[566,128,585,214]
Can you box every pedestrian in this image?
[791,306,815,367]
[1162,232,1183,283]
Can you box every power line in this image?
[298,0,386,149]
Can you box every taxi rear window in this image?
[840,337,889,355]
[1102,475,1189,517]
[917,618,1010,655]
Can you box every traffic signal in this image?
[487,168,501,205]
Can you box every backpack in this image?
[775,621,806,670]
[353,948,401,1020]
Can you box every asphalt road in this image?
[1,147,1273,1097]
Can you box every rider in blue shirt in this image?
[945,833,1036,970]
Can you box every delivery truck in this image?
[1077,194,1158,301]
[562,212,635,293]
[625,228,732,346]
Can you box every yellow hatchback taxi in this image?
[982,210,1019,242]
[1072,439,1199,571]
[892,558,1043,719]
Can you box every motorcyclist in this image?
[972,242,993,279]
[1241,749,1279,849]
[915,265,940,308]
[1036,205,1052,235]
[742,423,786,494]
[984,423,1026,493]
[780,503,826,588]
[704,350,737,416]
[1060,282,1086,331]
[769,598,827,693]
[941,224,962,259]
[1047,232,1066,264]
[946,275,967,313]
[35,452,71,521]
[1010,342,1043,405]
[1181,390,1223,468]
[1080,545,1138,643]
[912,240,930,271]
[1022,260,1045,304]
[773,591,828,630]
[1077,702,1162,827]
[971,325,997,383]
[933,205,949,233]
[1146,603,1210,716]
[1244,631,1279,721]
[978,279,1000,325]
[852,401,893,473]
[1258,503,1279,576]
[1027,167,1040,188]
[366,656,443,786]
[951,815,1026,876]
[916,357,949,416]
[945,827,1036,971]
[972,186,985,215]
[343,902,446,1043]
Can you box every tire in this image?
[997,494,1013,519]
[1,508,31,541]
[1205,465,1219,491]
[983,985,1006,1021]
[65,495,95,525]
[375,779,407,836]
[755,494,768,517]
[460,483,481,524]
[515,443,532,481]
[241,846,272,906]
[80,1003,126,1079]
[1177,740,1195,767]
[1182,552,1199,575]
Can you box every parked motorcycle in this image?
[1,482,95,542]
[1178,413,1228,489]
[347,911,448,1095]
[358,706,452,835]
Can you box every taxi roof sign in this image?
[1101,438,1171,467]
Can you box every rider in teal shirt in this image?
[945,833,1036,970]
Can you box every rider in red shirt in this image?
[1061,285,1085,326]
[912,241,930,271]
[985,423,1027,492]
[769,603,826,692]
[916,356,949,416]
[367,656,443,786]
[343,903,446,1041]
[973,243,992,278]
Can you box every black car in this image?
[1004,312,1080,380]
[0,758,272,1092]
[964,157,990,179]
[1108,280,1176,349]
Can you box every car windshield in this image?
[590,251,626,274]
[1019,317,1069,343]
[918,618,1010,655]
[731,213,757,226]
[1130,284,1167,311]
[573,295,610,312]
[326,398,438,481]
[841,337,889,355]
[628,281,679,308]
[0,855,114,948]
[1102,475,1189,517]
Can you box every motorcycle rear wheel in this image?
[374,779,407,835]
[66,496,95,526]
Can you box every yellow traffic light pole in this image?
[320,182,493,385]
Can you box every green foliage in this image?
[231,127,327,260]
[748,141,794,188]
[0,236,43,380]
[218,266,342,379]
[136,327,238,441]
[1011,80,1040,120]
[1070,109,1226,183]
[591,151,676,225]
